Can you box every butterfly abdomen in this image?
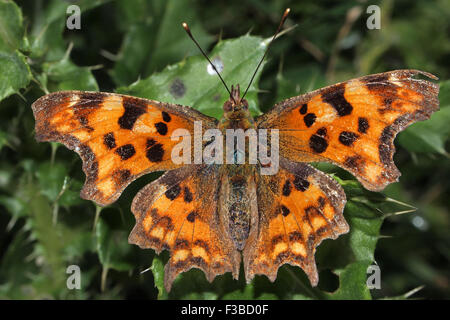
[228,177,250,250]
[218,165,256,251]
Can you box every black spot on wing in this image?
[309,127,328,153]
[321,83,353,116]
[162,111,171,122]
[304,113,317,128]
[282,180,292,196]
[358,117,369,134]
[103,132,116,149]
[186,211,197,222]
[293,176,310,191]
[155,122,168,135]
[339,131,359,146]
[299,104,308,115]
[146,138,156,148]
[118,97,147,130]
[183,187,193,203]
[165,184,181,200]
[316,127,327,136]
[146,138,164,162]
[281,205,290,217]
[115,144,136,160]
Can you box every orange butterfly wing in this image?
[129,164,240,291]
[244,159,348,285]
[257,70,439,191]
[32,91,217,205]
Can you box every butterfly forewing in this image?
[257,70,439,191]
[32,91,217,206]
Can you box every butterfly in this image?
[31,9,439,292]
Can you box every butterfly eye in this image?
[242,100,249,109]
[223,100,233,112]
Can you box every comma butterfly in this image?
[31,9,439,291]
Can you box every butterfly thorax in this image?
[218,84,254,130]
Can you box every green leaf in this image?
[15,174,71,298]
[0,1,30,101]
[151,256,168,300]
[29,0,110,61]
[58,179,85,208]
[0,0,27,52]
[117,35,267,119]
[34,160,84,207]
[42,55,99,91]
[95,218,133,272]
[0,50,31,101]
[35,161,68,202]
[275,64,326,102]
[0,229,36,299]
[0,131,10,150]
[325,261,373,300]
[0,195,28,219]
[314,179,385,299]
[111,0,213,86]
[222,284,254,300]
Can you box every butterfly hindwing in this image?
[129,164,241,291]
[32,91,217,206]
[257,70,439,191]
[244,158,348,285]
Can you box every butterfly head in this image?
[223,84,250,120]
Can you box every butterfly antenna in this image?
[242,8,290,100]
[182,22,235,103]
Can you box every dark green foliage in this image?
[0,0,448,299]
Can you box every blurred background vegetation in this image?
[0,0,449,299]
